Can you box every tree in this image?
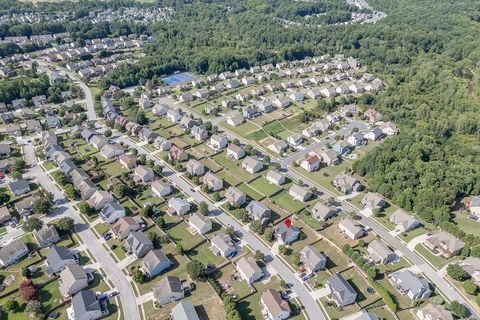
[21,267,31,278]
[278,245,291,255]
[3,299,19,312]
[132,269,145,283]
[463,279,478,295]
[264,228,274,242]
[24,300,42,314]
[113,182,130,198]
[64,184,77,200]
[187,260,205,280]
[56,217,74,233]
[249,220,263,234]
[19,279,37,302]
[22,217,43,232]
[11,159,26,173]
[254,250,265,261]
[155,216,165,228]
[176,244,185,255]
[449,301,467,318]
[292,252,301,266]
[32,190,54,215]
[198,201,209,215]
[447,264,469,281]
[104,129,112,137]
[79,201,95,216]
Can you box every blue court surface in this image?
[163,72,197,85]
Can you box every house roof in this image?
[47,246,74,268]
[111,217,139,236]
[72,290,101,315]
[225,187,245,203]
[266,170,285,183]
[170,300,200,320]
[339,217,363,235]
[236,256,261,278]
[211,233,235,253]
[326,273,356,303]
[417,304,452,320]
[0,239,27,262]
[189,212,211,231]
[33,225,58,244]
[426,231,465,253]
[261,289,290,319]
[60,264,88,286]
[368,239,394,261]
[300,246,327,270]
[390,209,418,230]
[311,202,336,220]
[142,249,170,273]
[152,276,183,299]
[391,269,429,296]
[289,184,310,199]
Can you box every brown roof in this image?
[111,217,139,237]
[261,289,290,318]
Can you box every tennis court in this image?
[163,72,197,85]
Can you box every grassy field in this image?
[101,161,130,177]
[248,176,282,197]
[272,192,306,213]
[414,243,455,270]
[166,222,205,250]
[237,183,264,201]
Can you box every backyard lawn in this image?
[248,176,282,197]
[165,222,205,250]
[272,192,306,213]
[101,161,130,177]
[237,183,264,201]
[414,243,455,270]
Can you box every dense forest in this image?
[103,0,480,225]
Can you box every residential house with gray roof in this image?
[368,239,397,264]
[326,273,357,307]
[170,300,200,320]
[59,264,89,296]
[46,246,77,275]
[246,201,271,224]
[389,269,431,301]
[225,187,246,207]
[300,245,327,273]
[71,290,106,320]
[124,231,153,258]
[33,225,60,248]
[141,249,171,278]
[152,276,184,305]
[0,239,29,267]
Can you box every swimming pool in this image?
[163,72,197,85]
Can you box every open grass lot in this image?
[377,257,410,274]
[272,192,306,213]
[142,280,225,320]
[341,268,381,308]
[248,176,282,197]
[166,221,205,250]
[216,169,242,187]
[262,198,291,223]
[211,151,259,182]
[190,142,215,159]
[187,242,226,266]
[171,137,190,149]
[106,238,127,261]
[321,221,359,248]
[454,212,480,235]
[120,198,140,215]
[77,143,98,156]
[414,243,457,270]
[101,160,130,177]
[220,121,260,138]
[237,183,264,201]
[135,188,164,208]
[200,157,223,173]
[399,225,431,243]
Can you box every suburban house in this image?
[210,233,236,257]
[225,187,247,207]
[289,184,312,202]
[0,239,29,267]
[311,202,337,221]
[186,159,205,176]
[33,225,60,248]
[389,269,431,301]
[416,304,452,320]
[141,249,171,278]
[8,179,31,196]
[241,156,263,174]
[459,257,480,286]
[87,190,114,211]
[100,201,126,224]
[152,276,184,305]
[189,212,212,235]
[203,172,223,191]
[227,144,245,160]
[424,231,465,258]
[287,133,303,146]
[118,154,137,169]
[236,256,263,284]
[332,173,362,194]
[364,109,383,124]
[90,135,108,150]
[274,221,300,245]
[268,140,288,155]
[260,289,291,320]
[469,196,480,216]
[368,239,398,264]
[332,140,351,155]
[381,122,399,136]
[320,149,340,166]
[300,245,327,273]
[168,198,191,215]
[326,273,357,307]
[169,146,188,162]
[100,143,124,159]
[0,206,11,225]
[151,180,172,197]
[246,201,271,224]
[191,125,209,141]
[338,217,365,240]
[226,112,244,127]
[351,312,382,320]
[361,192,386,211]
[14,196,34,217]
[46,246,77,275]
[170,300,200,320]
[365,127,383,141]
[347,133,364,147]
[300,154,320,172]
[124,231,154,258]
[59,264,89,296]
[390,209,420,233]
[134,165,155,183]
[76,179,97,201]
[266,170,286,186]
[111,217,141,239]
[154,137,172,151]
[210,135,228,150]
[70,290,106,320]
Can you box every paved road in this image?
[111,132,324,320]
[36,60,97,121]
[21,139,140,320]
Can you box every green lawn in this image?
[211,152,258,182]
[237,183,264,201]
[220,121,260,138]
[414,243,455,269]
[42,161,56,171]
[135,188,164,208]
[454,212,480,235]
[236,276,283,320]
[248,176,282,197]
[165,222,205,250]
[272,192,305,213]
[101,161,130,177]
[187,242,226,266]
